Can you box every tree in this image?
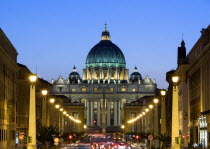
[155,133,171,149]
[37,125,60,149]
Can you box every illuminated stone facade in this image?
[51,25,157,132]
[0,28,19,149]
[187,25,210,148]
[173,25,210,148]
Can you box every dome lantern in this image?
[101,24,110,41]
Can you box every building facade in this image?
[0,28,19,149]
[187,25,210,148]
[51,25,157,132]
[171,25,210,148]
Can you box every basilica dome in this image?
[130,67,142,82]
[86,25,126,68]
[69,66,81,83]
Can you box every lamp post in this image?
[160,89,166,135]
[171,75,180,149]
[41,89,48,126]
[28,74,37,149]
[153,98,159,136]
[149,104,154,134]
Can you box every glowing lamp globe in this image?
[149,105,154,109]
[29,74,37,83]
[160,89,166,96]
[153,98,159,104]
[50,98,55,103]
[55,104,60,108]
[41,90,48,96]
[172,75,180,83]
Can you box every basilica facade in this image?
[51,25,157,132]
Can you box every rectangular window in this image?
[58,87,63,92]
[82,88,87,92]
[71,88,76,92]
[94,88,97,92]
[121,88,126,92]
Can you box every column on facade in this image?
[86,69,89,80]
[115,68,118,80]
[90,100,94,125]
[108,68,111,80]
[97,100,101,126]
[83,69,87,80]
[117,99,121,126]
[91,69,94,80]
[101,70,104,79]
[99,69,102,79]
[86,100,90,125]
[114,100,118,126]
[107,100,111,126]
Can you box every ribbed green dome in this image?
[86,40,126,68]
[86,25,126,68]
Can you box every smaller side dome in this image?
[130,66,142,83]
[69,66,81,83]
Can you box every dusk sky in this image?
[1,0,210,89]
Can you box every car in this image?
[100,144,105,149]
[118,143,126,149]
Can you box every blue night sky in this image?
[0,0,210,89]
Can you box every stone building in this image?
[175,40,189,148]
[0,28,19,149]
[187,25,210,147]
[51,25,157,132]
[170,25,210,148]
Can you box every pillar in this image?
[107,100,111,126]
[171,85,180,149]
[97,100,101,126]
[154,104,159,136]
[42,96,47,126]
[161,96,166,135]
[27,85,36,149]
[114,100,118,126]
[90,100,94,125]
[118,100,121,126]
[86,100,90,125]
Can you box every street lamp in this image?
[28,74,37,149]
[153,98,159,141]
[145,108,149,112]
[50,98,55,104]
[149,104,154,109]
[153,98,159,104]
[41,89,48,126]
[55,104,60,109]
[171,74,180,149]
[160,89,167,135]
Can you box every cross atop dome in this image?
[73,66,77,72]
[101,24,110,40]
[134,66,138,72]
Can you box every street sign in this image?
[148,135,153,140]
[19,134,24,140]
